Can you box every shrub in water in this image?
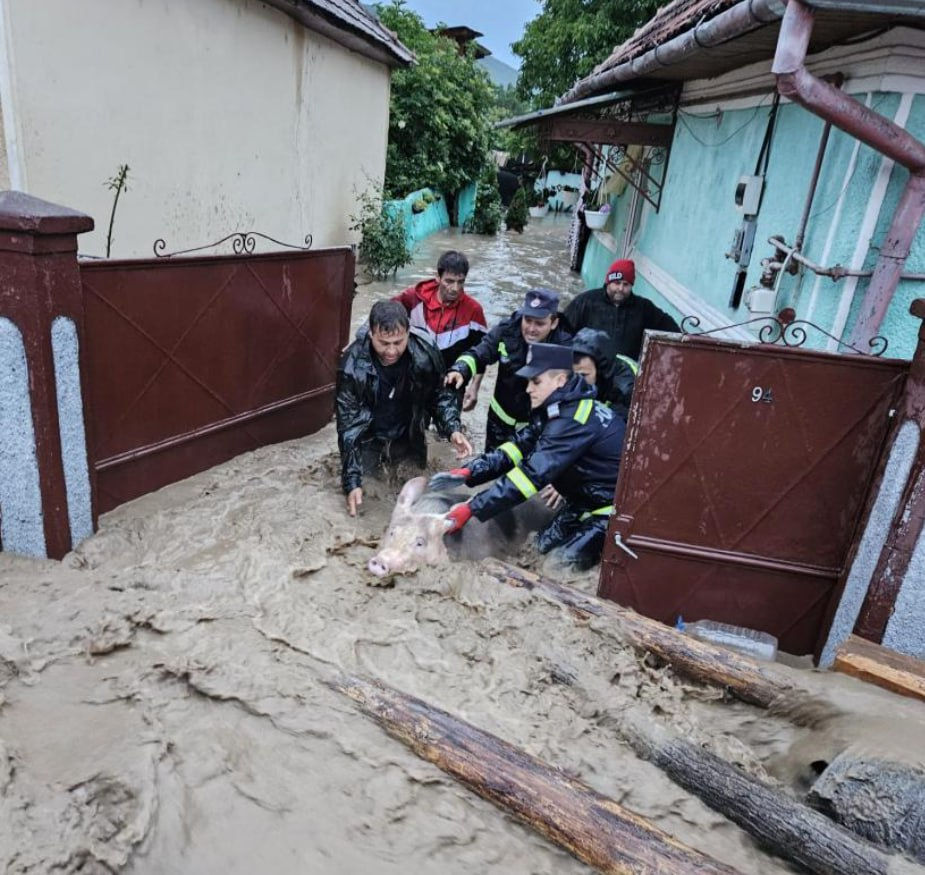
[463,171,503,236]
[505,186,528,233]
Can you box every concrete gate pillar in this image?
[0,191,95,559]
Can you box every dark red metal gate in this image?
[80,247,354,513]
[599,334,906,655]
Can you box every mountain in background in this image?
[478,55,518,88]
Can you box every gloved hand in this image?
[428,468,471,491]
[443,502,473,534]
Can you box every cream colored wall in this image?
[1,0,391,256]
[0,99,10,190]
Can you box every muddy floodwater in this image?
[2,220,925,874]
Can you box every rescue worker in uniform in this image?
[336,300,471,517]
[564,258,679,360]
[445,289,572,451]
[571,327,638,419]
[435,343,625,570]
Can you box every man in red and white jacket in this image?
[393,250,487,410]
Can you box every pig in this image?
[367,475,552,578]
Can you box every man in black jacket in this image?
[438,343,625,570]
[563,258,679,360]
[336,301,471,516]
[445,288,572,451]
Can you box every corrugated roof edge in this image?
[264,0,415,67]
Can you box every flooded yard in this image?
[1,219,923,875]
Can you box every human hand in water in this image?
[346,487,363,517]
[449,431,473,459]
[540,484,564,510]
[445,371,465,390]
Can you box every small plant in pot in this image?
[583,201,611,230]
[411,197,428,214]
[559,184,580,209]
[529,188,550,218]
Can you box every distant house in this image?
[0,0,412,257]
[434,23,519,88]
[510,0,925,358]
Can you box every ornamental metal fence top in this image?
[152,231,313,258]
[680,309,889,357]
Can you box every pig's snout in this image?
[367,555,390,577]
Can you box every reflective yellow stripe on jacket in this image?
[498,441,523,466]
[579,505,614,522]
[573,398,593,424]
[616,354,640,375]
[458,354,477,378]
[490,396,527,428]
[506,466,538,499]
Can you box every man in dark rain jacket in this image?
[336,300,471,516]
[437,343,625,570]
[571,327,638,419]
[445,288,572,451]
[563,258,679,360]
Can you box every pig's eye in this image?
[414,537,426,549]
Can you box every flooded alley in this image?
[1,219,924,875]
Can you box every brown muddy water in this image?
[2,220,924,874]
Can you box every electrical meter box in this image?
[734,175,764,215]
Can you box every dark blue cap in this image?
[516,342,574,378]
[522,288,560,318]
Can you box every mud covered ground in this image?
[2,424,924,874]
[2,221,924,873]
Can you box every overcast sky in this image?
[402,0,540,69]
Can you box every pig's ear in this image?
[396,476,427,510]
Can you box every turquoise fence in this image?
[455,180,477,228]
[386,188,450,249]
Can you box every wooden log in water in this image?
[481,558,808,710]
[618,710,911,875]
[329,671,741,875]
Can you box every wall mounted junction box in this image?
[735,174,764,216]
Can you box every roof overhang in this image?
[263,0,414,68]
[560,0,925,104]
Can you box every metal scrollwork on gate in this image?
[152,231,313,258]
[680,309,888,357]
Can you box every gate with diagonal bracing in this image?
[599,332,907,656]
[80,247,354,513]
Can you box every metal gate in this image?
[80,247,354,513]
[599,333,906,655]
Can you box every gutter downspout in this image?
[772,0,925,349]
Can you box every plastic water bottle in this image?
[675,616,778,662]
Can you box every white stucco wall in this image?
[0,0,391,256]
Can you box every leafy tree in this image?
[376,2,496,199]
[513,0,660,109]
[505,185,528,233]
[463,170,503,236]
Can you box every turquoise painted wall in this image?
[456,180,477,228]
[579,90,925,358]
[387,187,450,250]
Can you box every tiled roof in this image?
[273,0,414,66]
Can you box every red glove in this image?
[444,502,473,534]
[450,467,471,478]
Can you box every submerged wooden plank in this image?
[834,634,925,703]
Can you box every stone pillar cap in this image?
[0,190,94,235]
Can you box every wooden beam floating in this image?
[481,558,810,710]
[329,671,741,875]
[538,118,674,147]
[834,634,925,703]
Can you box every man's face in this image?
[521,314,557,344]
[605,280,633,304]
[526,370,569,408]
[370,326,409,366]
[573,355,598,386]
[436,271,466,304]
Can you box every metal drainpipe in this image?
[772,0,925,349]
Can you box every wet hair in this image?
[437,250,469,277]
[369,300,409,334]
